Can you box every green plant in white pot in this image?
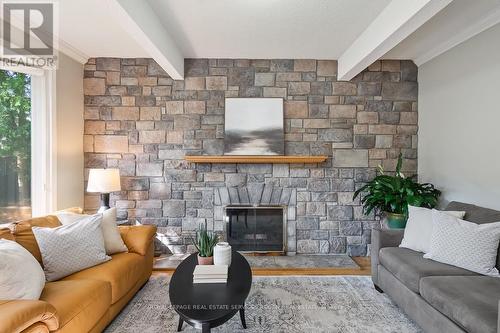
[192,225,218,265]
[353,154,441,229]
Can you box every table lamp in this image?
[87,168,121,213]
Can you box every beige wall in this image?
[55,52,84,209]
[418,23,500,210]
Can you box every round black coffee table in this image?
[169,251,252,333]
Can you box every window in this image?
[0,70,31,223]
[0,66,56,223]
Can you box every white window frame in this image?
[0,64,57,216]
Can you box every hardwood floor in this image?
[153,256,371,276]
[353,256,371,273]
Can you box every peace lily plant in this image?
[353,154,441,229]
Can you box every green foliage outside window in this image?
[0,70,31,205]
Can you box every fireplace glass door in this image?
[225,206,285,252]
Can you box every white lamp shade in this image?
[87,169,121,193]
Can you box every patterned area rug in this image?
[106,276,422,333]
[154,254,359,270]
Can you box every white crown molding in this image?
[414,7,500,66]
[57,39,89,64]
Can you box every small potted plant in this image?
[353,154,441,229]
[192,225,218,265]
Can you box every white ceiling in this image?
[59,0,391,60]
[54,0,500,77]
[58,0,149,59]
[145,0,391,59]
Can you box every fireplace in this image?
[224,205,286,253]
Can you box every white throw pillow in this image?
[0,239,45,299]
[399,205,465,253]
[56,208,127,255]
[33,214,111,281]
[424,209,500,276]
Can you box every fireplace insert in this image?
[224,205,286,253]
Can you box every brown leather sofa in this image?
[0,214,157,333]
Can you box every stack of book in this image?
[193,264,228,284]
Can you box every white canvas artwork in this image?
[224,98,284,155]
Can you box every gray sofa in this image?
[371,201,500,333]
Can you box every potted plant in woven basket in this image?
[353,154,441,229]
[193,225,219,265]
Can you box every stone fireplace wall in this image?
[83,58,418,256]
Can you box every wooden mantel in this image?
[184,155,328,164]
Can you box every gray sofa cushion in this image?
[420,276,500,333]
[379,247,478,293]
[445,201,500,269]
